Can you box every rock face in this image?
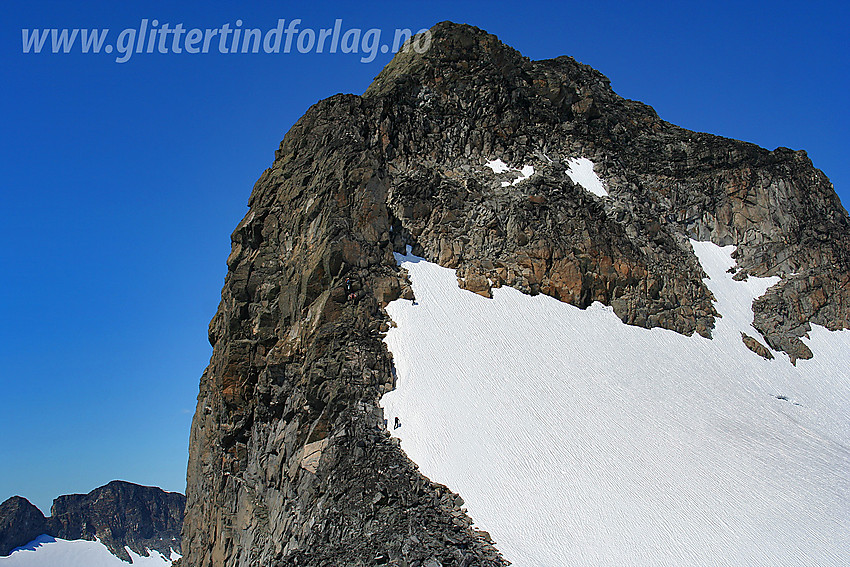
[0,496,48,556]
[0,481,185,562]
[183,21,849,567]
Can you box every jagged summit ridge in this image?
[365,21,848,358]
[183,20,849,567]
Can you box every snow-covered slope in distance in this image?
[0,535,179,567]
[381,241,850,566]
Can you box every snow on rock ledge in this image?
[380,242,850,567]
[566,157,608,197]
[484,159,535,186]
[485,156,606,194]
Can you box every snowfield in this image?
[0,535,179,566]
[381,241,850,566]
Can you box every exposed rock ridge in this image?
[183,21,849,567]
[0,480,185,562]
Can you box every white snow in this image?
[381,241,850,566]
[512,165,535,185]
[484,159,534,186]
[485,159,511,174]
[567,157,608,197]
[0,535,178,566]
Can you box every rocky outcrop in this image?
[0,481,185,562]
[742,333,774,360]
[49,480,185,561]
[183,21,849,567]
[0,496,48,556]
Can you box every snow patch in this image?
[690,240,780,339]
[484,159,511,174]
[484,159,534,186]
[381,242,850,566]
[567,157,608,197]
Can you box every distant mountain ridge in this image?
[0,480,184,562]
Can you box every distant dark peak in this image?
[0,496,38,512]
[0,496,47,556]
[1,481,185,561]
[51,479,183,516]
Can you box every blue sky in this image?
[1,0,847,513]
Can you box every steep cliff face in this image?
[183,22,849,567]
[0,481,185,561]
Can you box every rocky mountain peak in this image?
[182,20,848,567]
[0,496,47,557]
[49,480,185,561]
[365,22,526,98]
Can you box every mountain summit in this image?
[183,22,849,567]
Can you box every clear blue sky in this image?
[1,0,847,513]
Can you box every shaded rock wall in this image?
[0,496,47,556]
